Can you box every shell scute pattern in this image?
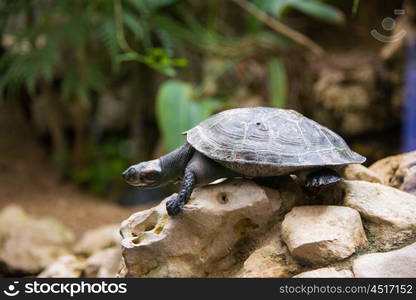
[185,107,365,175]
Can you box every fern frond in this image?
[98,20,121,68]
[122,10,145,41]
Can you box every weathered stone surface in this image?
[235,224,300,278]
[353,242,416,277]
[236,245,289,278]
[119,179,302,277]
[370,151,416,195]
[38,255,85,278]
[343,181,416,230]
[294,267,354,278]
[74,224,121,255]
[341,164,382,183]
[244,234,299,278]
[85,247,122,278]
[0,205,74,274]
[281,206,367,265]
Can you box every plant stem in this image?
[231,0,325,57]
[352,0,360,16]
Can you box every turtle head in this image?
[122,159,163,188]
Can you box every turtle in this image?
[122,107,366,216]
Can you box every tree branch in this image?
[231,0,325,57]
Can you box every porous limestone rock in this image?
[38,255,85,278]
[281,205,368,265]
[369,151,416,195]
[119,179,303,277]
[0,205,74,274]
[341,164,382,183]
[74,224,121,255]
[293,267,354,278]
[353,242,416,277]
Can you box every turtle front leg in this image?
[166,167,196,216]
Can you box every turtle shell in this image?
[185,107,366,177]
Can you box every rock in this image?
[353,242,416,277]
[281,206,367,265]
[37,224,123,278]
[74,224,121,255]
[119,179,303,278]
[341,164,382,183]
[343,180,416,249]
[294,267,354,278]
[38,255,85,278]
[85,247,122,278]
[237,245,290,278]
[0,205,74,274]
[235,224,300,278]
[369,151,416,195]
[343,181,416,229]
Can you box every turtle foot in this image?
[304,168,341,189]
[166,195,184,216]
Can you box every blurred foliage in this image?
[156,80,221,151]
[253,0,345,24]
[267,57,287,108]
[0,0,346,196]
[0,0,187,96]
[70,137,130,195]
[352,0,360,16]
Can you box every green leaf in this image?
[126,0,175,13]
[160,67,177,77]
[254,0,345,24]
[291,1,345,24]
[253,0,295,18]
[156,80,193,151]
[98,21,120,67]
[156,80,221,151]
[267,57,287,108]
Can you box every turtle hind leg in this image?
[300,168,344,204]
[295,168,342,198]
[304,168,342,189]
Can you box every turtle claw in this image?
[166,195,184,216]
